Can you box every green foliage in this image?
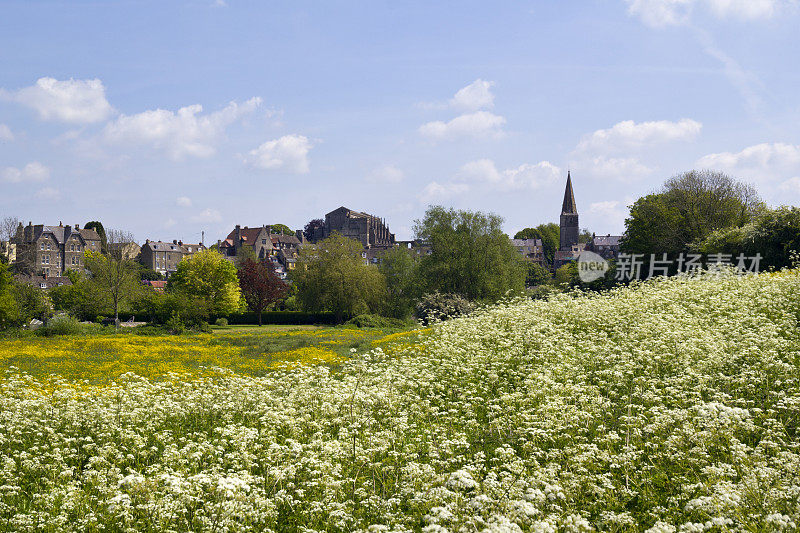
[0,263,17,329]
[167,249,241,315]
[698,206,800,270]
[215,317,229,327]
[345,314,410,329]
[622,170,763,257]
[138,267,164,281]
[415,292,475,324]
[35,315,83,336]
[415,206,526,301]
[554,262,579,287]
[131,289,210,326]
[164,312,185,335]
[269,223,294,236]
[291,233,387,321]
[11,282,52,323]
[378,246,418,318]
[84,249,141,321]
[515,223,559,265]
[50,279,111,321]
[525,262,551,286]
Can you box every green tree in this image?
[237,258,288,326]
[291,232,386,322]
[270,224,294,236]
[378,246,417,318]
[168,249,241,315]
[12,282,52,323]
[415,206,526,301]
[83,229,141,324]
[622,170,763,258]
[515,223,560,265]
[525,262,551,287]
[0,262,18,328]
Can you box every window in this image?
[40,283,47,289]
[46,242,51,250]
[41,256,46,264]
[262,239,267,244]
[40,243,45,251]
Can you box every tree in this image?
[84,221,107,253]
[514,223,559,265]
[303,219,324,241]
[83,229,140,324]
[1,216,20,242]
[0,262,18,328]
[270,224,294,236]
[139,267,164,281]
[237,258,288,326]
[168,249,241,316]
[12,282,51,323]
[378,246,418,318]
[525,262,551,287]
[622,170,763,258]
[291,232,386,322]
[414,206,526,301]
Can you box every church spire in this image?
[561,171,577,215]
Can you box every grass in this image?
[0,324,418,383]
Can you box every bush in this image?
[415,292,475,325]
[165,312,185,335]
[36,315,83,337]
[215,317,229,327]
[345,314,409,329]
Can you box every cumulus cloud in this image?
[103,97,262,159]
[367,165,404,183]
[1,162,51,183]
[696,142,800,181]
[191,208,223,223]
[0,124,13,142]
[35,187,60,200]
[176,196,193,207]
[450,79,495,111]
[576,118,702,154]
[1,77,113,123]
[419,111,506,140]
[244,134,312,174]
[625,0,786,27]
[419,181,470,203]
[458,159,561,190]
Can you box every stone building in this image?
[510,238,545,265]
[314,207,395,248]
[583,234,622,260]
[0,241,15,263]
[11,222,102,277]
[140,239,205,277]
[554,173,583,269]
[218,225,302,273]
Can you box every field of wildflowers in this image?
[2,271,800,531]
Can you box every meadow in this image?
[1,271,800,531]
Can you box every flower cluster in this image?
[1,271,800,531]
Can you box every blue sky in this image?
[2,0,800,243]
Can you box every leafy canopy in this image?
[168,249,241,315]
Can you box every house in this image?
[219,225,303,271]
[510,238,545,265]
[108,241,141,261]
[583,234,622,261]
[15,274,73,289]
[11,222,102,277]
[142,280,168,292]
[140,239,205,277]
[0,241,15,263]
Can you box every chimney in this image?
[65,225,71,235]
[75,224,80,230]
[173,239,178,245]
[178,240,183,246]
[295,229,305,243]
[145,239,150,244]
[59,221,63,227]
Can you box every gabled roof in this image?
[224,226,269,245]
[561,172,577,215]
[591,235,621,247]
[510,239,543,247]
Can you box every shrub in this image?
[415,292,475,324]
[215,317,229,327]
[164,312,185,335]
[345,314,409,329]
[36,315,83,337]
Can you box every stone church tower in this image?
[559,171,579,251]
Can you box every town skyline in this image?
[2,1,800,242]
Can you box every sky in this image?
[2,0,800,244]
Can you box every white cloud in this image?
[576,118,702,153]
[35,187,60,200]
[191,208,222,223]
[1,77,113,123]
[368,165,404,183]
[578,156,654,182]
[779,176,800,192]
[458,159,561,190]
[625,0,786,27]
[244,134,312,174]
[1,162,50,183]
[212,0,228,6]
[176,196,193,207]
[450,79,495,111]
[104,97,262,159]
[0,124,13,142]
[419,111,506,140]
[419,181,470,203]
[696,143,800,181]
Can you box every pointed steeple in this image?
[561,171,577,215]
